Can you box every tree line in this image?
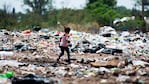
[0,0,148,32]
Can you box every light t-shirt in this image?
[60,34,69,47]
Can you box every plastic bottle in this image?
[0,71,14,78]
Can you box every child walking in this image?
[56,27,71,64]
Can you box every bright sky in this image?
[0,0,135,13]
[117,0,135,9]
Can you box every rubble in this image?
[90,59,120,67]
[0,28,149,84]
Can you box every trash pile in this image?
[0,27,149,84]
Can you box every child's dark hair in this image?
[64,27,71,33]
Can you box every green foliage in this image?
[86,0,124,25]
[115,6,131,16]
[47,8,90,26]
[87,0,117,8]
[0,9,17,30]
[85,0,133,26]
[19,13,44,29]
[102,0,117,7]
[116,18,145,31]
[0,0,147,31]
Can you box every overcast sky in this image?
[0,0,135,13]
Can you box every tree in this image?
[23,0,53,15]
[115,6,131,16]
[87,0,117,9]
[133,0,149,16]
[0,4,17,29]
[20,0,54,29]
[86,0,118,25]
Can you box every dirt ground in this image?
[1,51,149,84]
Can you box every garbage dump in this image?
[0,27,149,84]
